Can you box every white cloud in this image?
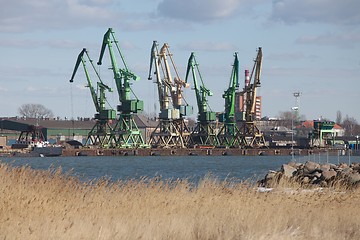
[0,39,42,48]
[271,0,360,25]
[296,32,360,48]
[47,40,88,49]
[0,0,264,32]
[67,0,114,19]
[82,0,113,5]
[0,0,116,32]
[0,86,8,92]
[0,0,185,33]
[265,66,358,81]
[267,52,319,61]
[157,0,241,22]
[0,38,89,49]
[179,41,237,52]
[25,86,37,92]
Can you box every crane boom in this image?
[185,52,214,121]
[98,29,130,71]
[185,52,218,147]
[95,28,146,148]
[149,42,191,117]
[217,52,244,148]
[69,47,117,148]
[97,28,140,112]
[148,41,170,111]
[158,44,176,109]
[237,47,266,147]
[223,52,239,123]
[159,43,190,114]
[70,48,112,113]
[245,47,262,121]
[147,41,192,148]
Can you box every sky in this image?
[0,0,359,122]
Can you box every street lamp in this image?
[291,107,299,160]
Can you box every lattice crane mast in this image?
[239,47,266,147]
[185,52,219,147]
[218,52,245,148]
[97,28,146,148]
[70,48,116,147]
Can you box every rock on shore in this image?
[259,161,360,188]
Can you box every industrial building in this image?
[0,116,157,147]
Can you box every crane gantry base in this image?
[173,118,191,147]
[218,123,247,148]
[111,114,148,148]
[239,121,266,148]
[86,120,115,148]
[189,122,220,147]
[149,119,188,148]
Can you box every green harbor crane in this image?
[70,48,116,147]
[148,41,192,148]
[218,52,246,148]
[185,52,219,147]
[239,47,266,147]
[97,28,146,148]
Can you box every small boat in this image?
[11,125,63,157]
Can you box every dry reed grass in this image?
[0,162,360,240]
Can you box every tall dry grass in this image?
[0,162,360,240]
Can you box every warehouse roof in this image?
[0,115,158,131]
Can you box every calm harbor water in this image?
[1,154,360,183]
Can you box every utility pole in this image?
[293,92,301,121]
[291,106,299,160]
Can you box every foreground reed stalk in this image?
[0,162,359,240]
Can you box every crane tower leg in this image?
[239,121,266,148]
[218,123,246,148]
[149,119,185,148]
[112,113,147,148]
[189,122,219,147]
[86,120,114,148]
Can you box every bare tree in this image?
[342,115,358,136]
[278,111,293,121]
[277,111,305,128]
[18,104,54,119]
[336,110,342,124]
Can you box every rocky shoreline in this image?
[259,161,360,188]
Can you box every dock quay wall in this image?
[62,148,349,157]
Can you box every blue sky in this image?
[0,0,359,122]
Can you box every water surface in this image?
[1,154,359,183]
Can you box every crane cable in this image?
[70,83,74,120]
